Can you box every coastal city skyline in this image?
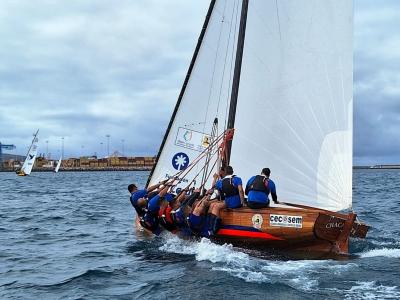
[0,0,399,164]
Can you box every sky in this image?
[0,0,399,165]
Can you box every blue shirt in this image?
[246,176,276,204]
[216,176,243,208]
[130,189,147,206]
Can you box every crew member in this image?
[188,194,212,237]
[128,181,164,217]
[141,185,175,234]
[207,165,244,235]
[245,168,278,208]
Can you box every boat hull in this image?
[135,205,368,257]
[214,206,364,256]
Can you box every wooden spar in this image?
[146,0,217,187]
[226,0,249,164]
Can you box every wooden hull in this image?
[135,205,369,257]
[214,206,367,256]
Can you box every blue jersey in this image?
[246,176,276,204]
[216,176,243,208]
[147,193,175,213]
[130,189,147,206]
[148,194,161,213]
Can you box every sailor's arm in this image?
[147,180,168,193]
[238,184,245,205]
[270,181,279,204]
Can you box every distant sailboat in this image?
[54,156,62,173]
[143,0,368,256]
[17,129,39,176]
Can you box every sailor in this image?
[158,189,188,232]
[172,188,201,235]
[141,185,175,234]
[245,168,278,208]
[207,165,244,235]
[127,181,164,217]
[187,194,212,237]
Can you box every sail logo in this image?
[183,130,192,141]
[172,152,189,170]
[269,214,302,228]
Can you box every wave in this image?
[158,235,354,292]
[359,248,400,258]
[344,281,400,299]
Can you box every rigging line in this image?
[202,0,228,134]
[200,154,220,190]
[275,0,282,44]
[216,0,237,116]
[224,0,240,131]
[200,120,218,187]
[167,130,226,182]
[170,130,227,183]
[185,147,219,190]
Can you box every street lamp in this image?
[61,137,64,158]
[121,139,125,156]
[106,134,110,166]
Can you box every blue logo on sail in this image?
[172,152,189,170]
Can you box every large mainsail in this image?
[229,0,353,211]
[148,0,241,189]
[20,130,39,175]
[149,0,353,212]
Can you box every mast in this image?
[24,129,39,160]
[225,0,249,164]
[146,0,217,187]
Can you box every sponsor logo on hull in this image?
[269,214,303,228]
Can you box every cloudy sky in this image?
[0,0,398,165]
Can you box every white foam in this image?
[360,248,400,258]
[158,235,335,290]
[344,281,400,300]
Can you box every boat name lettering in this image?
[269,214,302,228]
[325,222,344,229]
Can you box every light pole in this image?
[106,134,110,166]
[100,142,103,158]
[46,140,49,159]
[61,137,64,158]
[121,139,125,156]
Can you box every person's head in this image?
[128,183,138,194]
[261,168,271,177]
[225,165,234,175]
[219,167,226,178]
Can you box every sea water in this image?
[0,170,399,299]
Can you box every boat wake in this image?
[160,235,347,292]
[359,248,400,258]
[159,234,400,297]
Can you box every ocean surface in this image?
[0,170,399,299]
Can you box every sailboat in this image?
[16,129,39,176]
[54,156,62,173]
[145,0,368,256]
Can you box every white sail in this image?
[148,0,241,190]
[21,130,39,175]
[230,0,353,211]
[54,157,62,173]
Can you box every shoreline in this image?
[0,167,152,172]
